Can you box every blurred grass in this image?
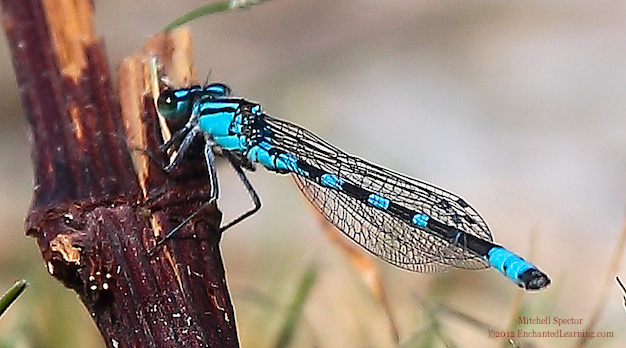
[0,218,608,348]
[0,256,101,348]
[272,262,318,348]
[0,280,27,319]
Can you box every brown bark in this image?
[1,0,238,346]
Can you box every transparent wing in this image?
[263,115,491,272]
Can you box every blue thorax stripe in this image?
[199,100,241,113]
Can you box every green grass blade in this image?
[164,2,230,32]
[272,262,318,348]
[163,0,273,32]
[0,280,28,319]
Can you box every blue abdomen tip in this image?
[488,247,534,283]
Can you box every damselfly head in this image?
[157,83,232,120]
[157,87,196,119]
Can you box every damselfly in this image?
[155,82,551,291]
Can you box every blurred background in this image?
[1,0,626,347]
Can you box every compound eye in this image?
[157,89,191,119]
[158,89,175,105]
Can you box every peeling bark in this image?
[1,0,239,346]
